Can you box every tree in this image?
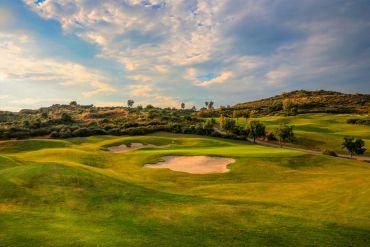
[181,102,185,110]
[127,99,135,108]
[248,121,266,142]
[205,101,209,109]
[203,118,216,135]
[69,101,78,106]
[342,137,366,157]
[41,112,48,119]
[61,113,73,123]
[275,124,294,147]
[221,118,236,133]
[208,101,214,110]
[23,120,30,128]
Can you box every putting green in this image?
[0,132,369,246]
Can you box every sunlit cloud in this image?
[0,0,368,111]
[0,32,116,100]
[195,71,233,87]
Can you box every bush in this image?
[248,121,266,142]
[221,118,236,133]
[322,149,338,157]
[346,118,370,125]
[61,113,74,123]
[72,127,91,137]
[275,124,294,145]
[267,132,277,141]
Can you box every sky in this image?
[0,0,369,111]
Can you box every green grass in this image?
[0,132,370,246]
[232,113,370,155]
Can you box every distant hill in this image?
[229,90,370,116]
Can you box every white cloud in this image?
[195,71,233,87]
[153,65,169,74]
[0,95,10,101]
[23,0,229,83]
[82,81,117,98]
[128,74,152,83]
[128,85,154,97]
[21,0,370,104]
[265,67,292,86]
[94,101,123,107]
[137,95,180,108]
[128,84,180,107]
[0,32,116,98]
[9,97,70,107]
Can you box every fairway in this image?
[0,132,369,246]
[232,113,370,156]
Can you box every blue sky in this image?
[0,0,369,111]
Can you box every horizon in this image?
[1,89,368,113]
[1,0,370,111]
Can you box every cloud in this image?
[265,67,292,86]
[195,71,233,87]
[15,0,370,107]
[128,74,152,83]
[9,97,70,109]
[94,101,123,107]
[0,95,10,101]
[128,85,154,97]
[154,65,169,73]
[128,84,180,107]
[0,32,116,98]
[82,81,117,98]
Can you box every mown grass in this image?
[0,132,369,246]
[232,113,370,155]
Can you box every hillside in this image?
[231,90,370,116]
[0,103,201,140]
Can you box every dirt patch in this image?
[144,156,235,174]
[108,143,156,153]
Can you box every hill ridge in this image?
[230,89,370,116]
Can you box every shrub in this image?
[346,118,370,125]
[342,137,366,157]
[221,118,236,133]
[267,132,277,141]
[61,113,74,124]
[275,124,294,146]
[322,150,338,157]
[248,121,266,142]
[72,127,90,137]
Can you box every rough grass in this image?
[0,132,369,246]
[233,113,370,155]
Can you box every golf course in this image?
[232,113,370,156]
[1,0,370,245]
[1,132,369,246]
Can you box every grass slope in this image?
[0,132,370,246]
[234,113,370,156]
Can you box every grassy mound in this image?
[0,139,71,154]
[235,113,370,155]
[0,133,369,246]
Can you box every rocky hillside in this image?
[231,90,370,116]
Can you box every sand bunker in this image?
[144,156,235,174]
[108,143,156,153]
